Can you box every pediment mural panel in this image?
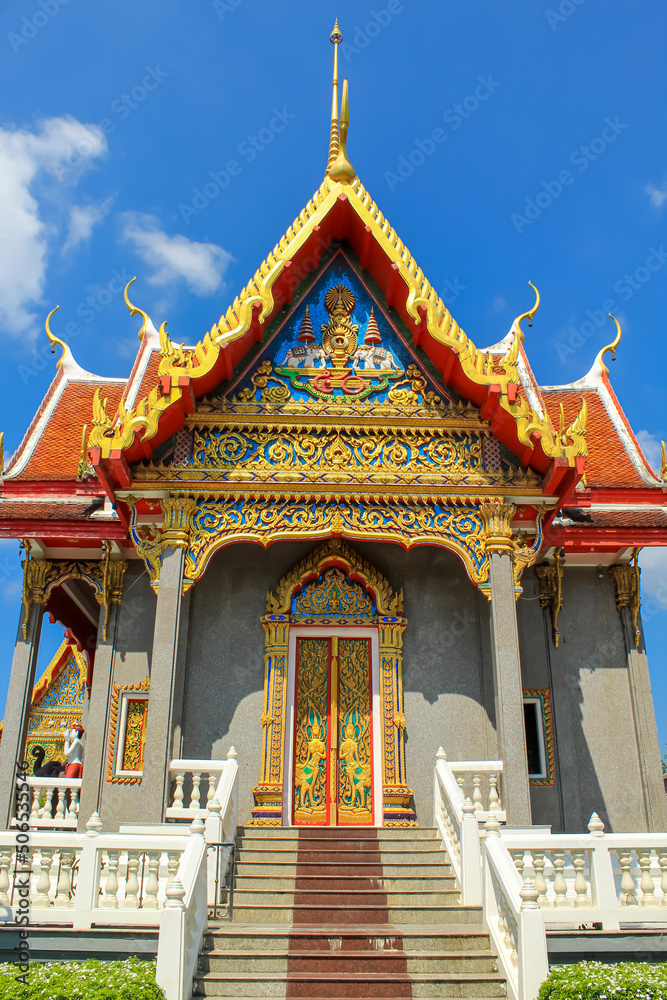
[138,254,540,492]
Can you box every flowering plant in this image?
[539,961,667,999]
[0,957,166,999]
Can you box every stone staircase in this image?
[194,825,506,998]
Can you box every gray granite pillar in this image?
[626,625,667,832]
[0,602,43,829]
[141,497,196,823]
[78,604,119,828]
[482,503,532,827]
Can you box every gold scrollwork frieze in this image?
[182,497,488,595]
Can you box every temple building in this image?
[0,23,665,847]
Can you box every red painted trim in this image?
[544,527,667,549]
[0,520,126,539]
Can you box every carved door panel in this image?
[293,636,373,826]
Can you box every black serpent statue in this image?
[31,745,65,778]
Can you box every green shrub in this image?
[539,961,667,999]
[0,957,166,999]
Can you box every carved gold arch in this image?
[249,538,415,827]
[20,547,127,641]
[181,496,490,596]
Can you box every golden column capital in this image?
[21,550,54,638]
[480,502,516,556]
[609,548,641,645]
[160,496,198,550]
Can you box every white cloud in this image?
[0,116,107,338]
[646,182,667,210]
[636,430,663,476]
[493,296,506,312]
[121,212,232,296]
[639,547,667,608]
[63,195,114,253]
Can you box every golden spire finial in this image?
[327,19,343,172]
[45,306,69,369]
[124,276,152,341]
[595,313,622,376]
[329,77,356,183]
[512,281,541,345]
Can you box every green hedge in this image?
[539,961,667,999]
[0,957,166,999]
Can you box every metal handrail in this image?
[207,841,236,921]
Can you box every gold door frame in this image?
[250,538,415,826]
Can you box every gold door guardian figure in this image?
[294,722,326,812]
[338,722,371,811]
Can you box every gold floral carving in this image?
[265,538,403,617]
[536,549,566,648]
[184,497,487,595]
[161,496,198,550]
[20,549,126,641]
[87,174,587,471]
[190,422,484,485]
[480,502,516,557]
[610,548,642,646]
[107,676,150,784]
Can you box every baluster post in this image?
[124,852,140,908]
[532,851,548,907]
[0,849,11,905]
[619,850,638,906]
[54,852,74,908]
[43,787,54,821]
[54,786,66,822]
[488,773,501,813]
[190,771,202,812]
[572,850,591,907]
[144,853,160,909]
[35,849,53,906]
[472,774,483,815]
[172,771,185,811]
[552,851,569,907]
[101,851,119,908]
[638,850,658,907]
[30,786,41,824]
[658,850,667,906]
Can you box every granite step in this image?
[193,970,507,997]
[236,848,448,864]
[228,904,482,925]
[200,948,498,974]
[232,887,460,906]
[234,874,457,891]
[235,861,452,877]
[237,826,439,840]
[204,922,493,953]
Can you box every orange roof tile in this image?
[15,380,125,481]
[542,389,648,489]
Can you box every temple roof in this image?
[1,27,665,563]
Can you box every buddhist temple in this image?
[0,22,665,1000]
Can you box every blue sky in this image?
[0,1,666,755]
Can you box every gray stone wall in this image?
[92,544,664,835]
[98,562,155,829]
[180,541,497,826]
[517,566,665,833]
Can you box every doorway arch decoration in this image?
[250,538,415,826]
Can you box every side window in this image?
[523,690,554,785]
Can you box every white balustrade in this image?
[433,748,485,905]
[0,826,191,928]
[447,760,506,822]
[165,759,230,819]
[433,751,667,1000]
[17,777,82,829]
